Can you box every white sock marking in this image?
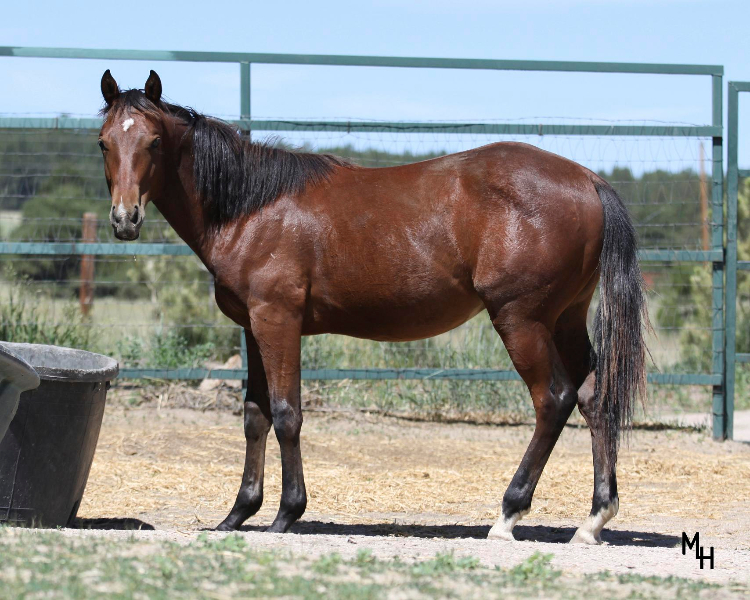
[488,508,529,541]
[571,498,619,545]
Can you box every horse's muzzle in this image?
[113,223,141,241]
[111,204,143,240]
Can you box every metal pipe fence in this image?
[0,47,733,437]
[726,81,750,440]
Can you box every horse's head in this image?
[99,70,167,240]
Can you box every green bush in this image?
[655,178,750,405]
[117,330,215,369]
[0,278,91,349]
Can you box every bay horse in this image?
[97,70,647,544]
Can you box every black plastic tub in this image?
[0,343,118,527]
[0,345,40,444]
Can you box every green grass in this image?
[0,279,91,349]
[0,529,740,599]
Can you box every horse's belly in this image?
[305,289,485,341]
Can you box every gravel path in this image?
[58,406,750,586]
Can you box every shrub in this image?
[0,278,91,349]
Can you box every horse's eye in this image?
[151,138,161,149]
[98,139,107,151]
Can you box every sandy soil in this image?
[70,406,750,584]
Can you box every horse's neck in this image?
[154,187,206,253]
[153,138,214,267]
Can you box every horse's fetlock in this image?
[612,496,619,516]
[592,477,618,512]
[237,487,263,513]
[502,486,531,517]
[282,491,307,520]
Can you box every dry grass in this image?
[76,407,750,544]
[110,381,244,413]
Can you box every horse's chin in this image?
[114,229,140,241]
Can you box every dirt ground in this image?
[72,405,750,585]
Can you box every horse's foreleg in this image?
[217,330,271,531]
[571,367,619,545]
[487,319,577,541]
[250,309,307,534]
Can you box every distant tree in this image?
[598,167,704,249]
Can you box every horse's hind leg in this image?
[217,330,272,531]
[487,312,578,541]
[571,368,619,544]
[554,301,619,545]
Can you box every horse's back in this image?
[359,142,605,317]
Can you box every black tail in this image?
[593,181,649,467]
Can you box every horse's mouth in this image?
[113,226,141,241]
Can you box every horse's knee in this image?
[271,399,302,442]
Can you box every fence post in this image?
[79,212,97,316]
[710,74,726,440]
[725,82,740,441]
[240,61,251,121]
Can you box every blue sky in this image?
[1,0,749,169]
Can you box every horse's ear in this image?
[144,70,162,103]
[101,69,120,106]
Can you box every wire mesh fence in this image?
[0,126,715,246]
[0,123,719,416]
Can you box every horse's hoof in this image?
[570,528,601,545]
[265,522,287,533]
[487,524,516,541]
[215,521,237,532]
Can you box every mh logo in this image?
[682,532,715,569]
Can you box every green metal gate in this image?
[726,81,750,441]
[0,47,731,437]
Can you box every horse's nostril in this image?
[132,205,139,223]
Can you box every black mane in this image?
[101,89,350,224]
